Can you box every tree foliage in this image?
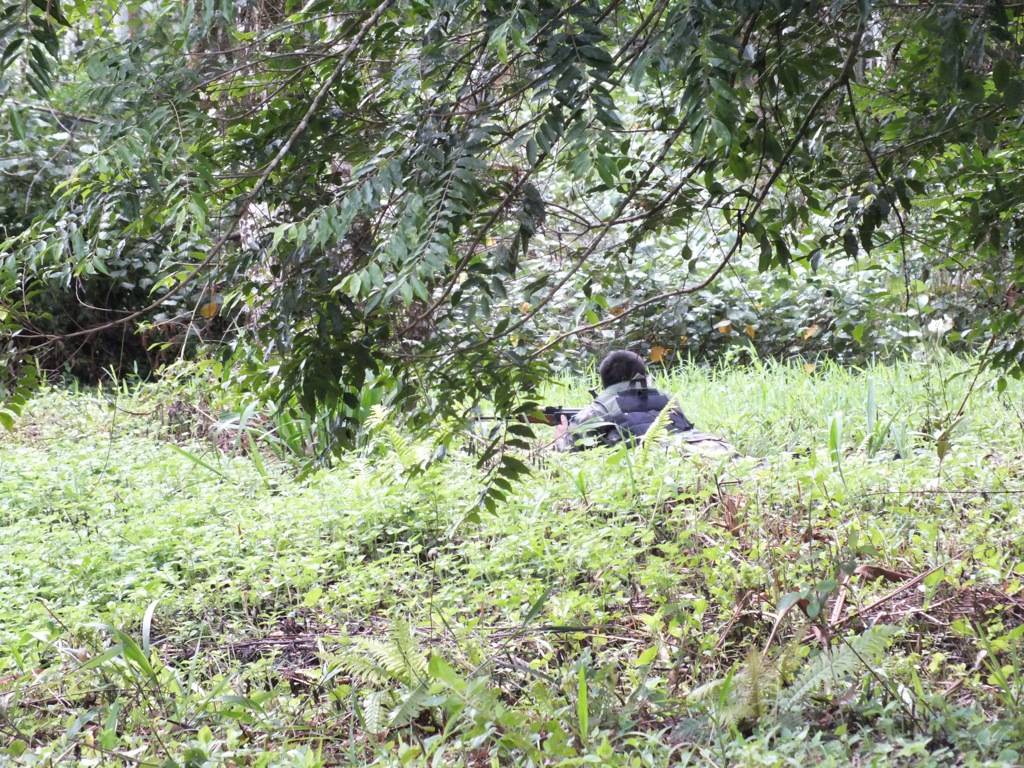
[2,0,1023,452]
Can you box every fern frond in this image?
[355,637,411,682]
[333,644,394,686]
[391,617,428,681]
[688,649,782,727]
[361,689,388,734]
[639,398,676,460]
[386,425,418,469]
[336,622,432,734]
[388,682,430,727]
[779,625,898,710]
[744,646,777,720]
[343,620,427,687]
[365,405,420,469]
[366,404,390,431]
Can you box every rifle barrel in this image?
[472,407,581,426]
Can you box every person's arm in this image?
[553,402,608,451]
[553,415,574,452]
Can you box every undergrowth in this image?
[2,357,1024,766]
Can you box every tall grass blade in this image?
[577,666,589,746]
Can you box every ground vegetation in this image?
[2,359,1023,765]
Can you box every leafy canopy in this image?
[3,0,1023,466]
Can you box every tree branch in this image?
[23,0,397,343]
[533,19,867,356]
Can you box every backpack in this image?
[592,379,693,447]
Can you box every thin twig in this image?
[830,561,947,630]
[859,488,1024,497]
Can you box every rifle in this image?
[527,406,581,426]
[470,406,581,426]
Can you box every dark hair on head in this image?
[598,350,648,388]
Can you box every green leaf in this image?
[710,118,732,145]
[167,444,230,481]
[526,137,538,166]
[636,646,658,666]
[520,586,551,629]
[500,454,529,477]
[728,152,751,181]
[427,653,465,690]
[776,591,804,617]
[758,235,772,272]
[595,153,617,186]
[842,230,858,258]
[488,21,509,63]
[828,411,845,483]
[993,59,1012,91]
[410,274,429,302]
[141,600,158,656]
[576,666,589,745]
[894,178,912,210]
[219,694,266,716]
[0,37,23,72]
[505,422,534,438]
[78,644,125,672]
[8,106,25,140]
[1003,78,1024,108]
[112,629,156,681]
[29,0,68,24]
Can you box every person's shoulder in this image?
[594,381,632,401]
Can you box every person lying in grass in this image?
[553,349,734,456]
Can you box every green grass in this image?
[2,356,1024,766]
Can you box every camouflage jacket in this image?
[554,378,693,451]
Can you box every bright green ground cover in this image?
[2,358,1024,766]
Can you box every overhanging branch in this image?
[533,18,867,356]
